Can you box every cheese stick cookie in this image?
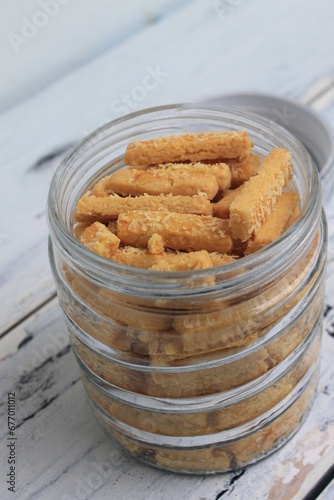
[73,221,92,239]
[244,192,299,255]
[209,252,236,266]
[149,251,213,271]
[149,250,235,270]
[80,226,234,270]
[124,131,252,166]
[74,193,213,222]
[80,222,120,259]
[148,234,165,255]
[147,163,231,192]
[117,211,233,253]
[91,169,219,199]
[213,185,244,219]
[227,153,261,188]
[111,247,213,270]
[229,148,292,241]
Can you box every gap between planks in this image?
[0,294,58,360]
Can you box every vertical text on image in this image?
[7,392,17,493]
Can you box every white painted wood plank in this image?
[0,148,69,335]
[1,0,334,334]
[318,478,334,500]
[300,78,334,104]
[1,0,191,112]
[310,88,334,112]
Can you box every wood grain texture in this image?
[1,0,192,112]
[1,0,334,497]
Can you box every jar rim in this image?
[47,104,322,296]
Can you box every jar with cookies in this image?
[47,105,327,474]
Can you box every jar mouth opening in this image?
[47,104,321,292]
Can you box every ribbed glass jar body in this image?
[48,105,327,474]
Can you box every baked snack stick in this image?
[91,168,219,199]
[171,233,319,356]
[112,247,213,270]
[73,221,92,239]
[79,224,233,270]
[229,148,292,241]
[74,193,213,222]
[80,222,120,259]
[149,252,213,271]
[147,234,164,255]
[213,185,244,219]
[65,267,171,334]
[227,153,261,188]
[147,162,231,192]
[112,247,234,271]
[117,211,234,254]
[244,192,299,255]
[207,252,236,266]
[124,131,253,166]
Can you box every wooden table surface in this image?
[1,1,334,498]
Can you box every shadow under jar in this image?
[47,105,327,474]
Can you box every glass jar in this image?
[47,105,327,474]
